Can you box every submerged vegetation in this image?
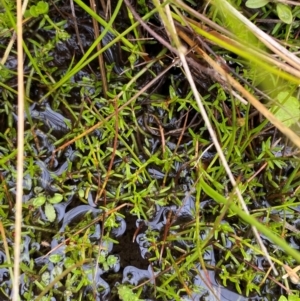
[1,0,300,300]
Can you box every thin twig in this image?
[0,222,14,283]
[0,0,28,65]
[13,0,25,299]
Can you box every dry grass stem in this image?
[13,0,25,300]
[215,0,300,70]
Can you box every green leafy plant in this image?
[24,1,49,18]
[245,0,269,8]
[98,253,119,272]
[117,285,142,301]
[245,0,293,24]
[276,3,293,24]
[30,190,64,222]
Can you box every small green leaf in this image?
[49,254,62,263]
[28,2,48,18]
[118,285,142,301]
[45,203,56,222]
[272,91,300,127]
[277,3,293,24]
[48,193,63,204]
[56,30,70,41]
[38,17,46,29]
[128,52,137,69]
[33,195,46,207]
[29,6,39,17]
[34,186,43,194]
[64,257,75,269]
[245,0,269,9]
[36,1,49,14]
[51,265,63,280]
[278,296,288,301]
[169,85,177,100]
[41,271,50,285]
[107,255,118,267]
[78,189,85,198]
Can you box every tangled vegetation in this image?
[1,0,300,300]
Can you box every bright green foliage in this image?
[31,191,64,223]
[107,255,118,267]
[45,202,56,222]
[33,195,46,207]
[49,254,63,263]
[117,285,142,301]
[41,271,50,286]
[246,0,293,24]
[245,0,269,9]
[98,253,118,271]
[271,91,299,127]
[48,193,64,204]
[276,3,293,24]
[25,1,49,18]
